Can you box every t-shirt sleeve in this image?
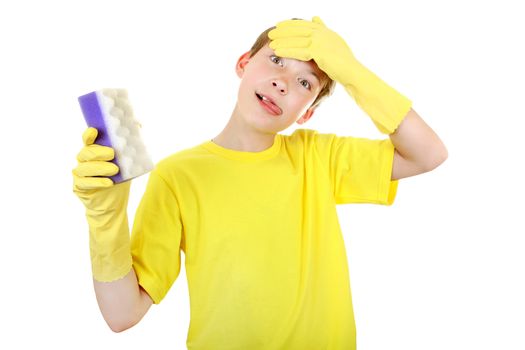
[313,132,399,205]
[130,168,183,304]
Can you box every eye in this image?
[299,78,311,90]
[270,55,283,66]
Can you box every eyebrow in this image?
[307,70,321,85]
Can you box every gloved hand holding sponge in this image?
[268,16,412,134]
[73,88,153,282]
[73,127,133,282]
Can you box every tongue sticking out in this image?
[256,93,282,115]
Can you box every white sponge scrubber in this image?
[78,88,154,183]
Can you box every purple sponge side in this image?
[78,91,123,183]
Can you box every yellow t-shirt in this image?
[130,128,398,350]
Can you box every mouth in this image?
[255,92,282,116]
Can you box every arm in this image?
[268,18,448,180]
[390,108,448,180]
[73,127,153,332]
[93,267,153,332]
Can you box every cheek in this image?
[281,95,309,120]
[289,90,316,109]
[239,67,263,92]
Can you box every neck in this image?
[212,104,277,152]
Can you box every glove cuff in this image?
[91,241,132,282]
[344,63,412,134]
[87,207,133,282]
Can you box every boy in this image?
[73,16,447,350]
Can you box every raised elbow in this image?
[108,320,134,333]
[426,147,448,172]
[105,315,139,333]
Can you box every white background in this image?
[1,0,523,349]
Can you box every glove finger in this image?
[272,47,313,62]
[269,38,313,61]
[73,161,120,177]
[269,37,312,50]
[73,173,114,191]
[275,19,321,29]
[268,27,312,40]
[82,127,98,146]
[77,144,115,162]
[312,16,326,26]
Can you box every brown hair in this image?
[248,26,336,110]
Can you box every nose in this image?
[271,80,287,95]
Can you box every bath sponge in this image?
[78,89,154,183]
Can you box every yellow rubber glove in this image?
[72,127,132,282]
[268,16,412,134]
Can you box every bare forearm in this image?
[93,267,153,332]
[390,108,448,170]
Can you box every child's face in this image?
[235,44,325,132]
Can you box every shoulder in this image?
[154,142,209,176]
[282,128,320,145]
[286,128,358,145]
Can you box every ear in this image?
[236,51,252,78]
[296,108,315,125]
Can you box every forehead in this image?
[257,44,326,78]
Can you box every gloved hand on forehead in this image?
[268,16,358,85]
[268,16,412,135]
